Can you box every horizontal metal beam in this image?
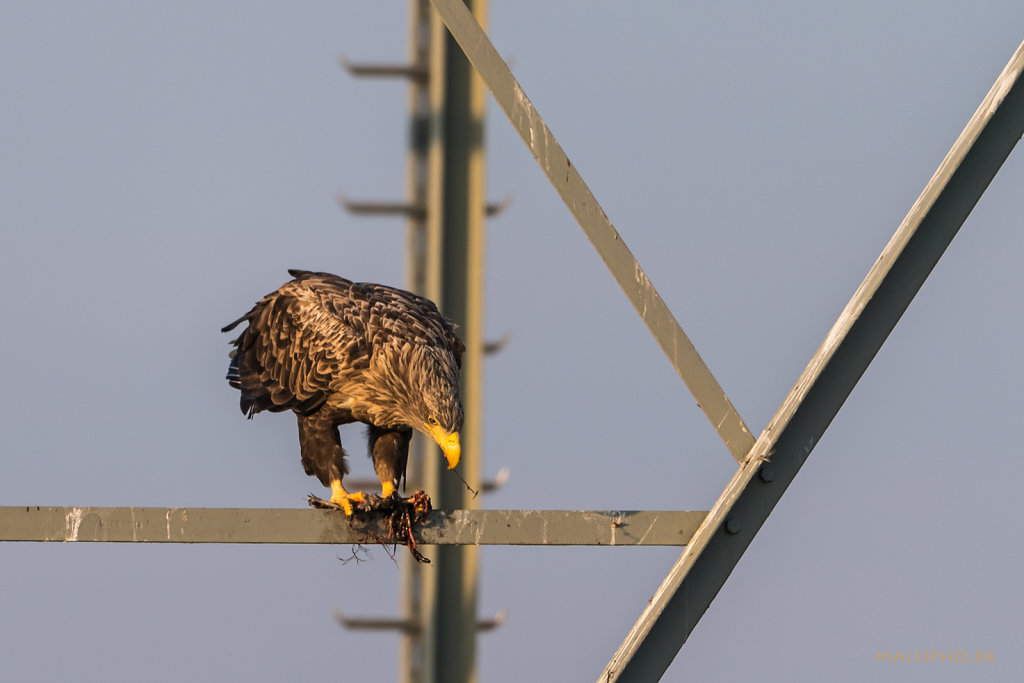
[0,506,706,546]
[334,608,506,633]
[599,36,1024,683]
[428,0,754,462]
[339,55,429,81]
[338,195,427,218]
[346,466,510,495]
[338,194,509,218]
[336,614,420,634]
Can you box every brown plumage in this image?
[222,270,464,514]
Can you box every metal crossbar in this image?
[0,506,706,546]
[428,0,754,463]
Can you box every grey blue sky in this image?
[2,2,1022,681]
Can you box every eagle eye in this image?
[428,416,440,428]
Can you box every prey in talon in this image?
[222,270,464,515]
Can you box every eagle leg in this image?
[297,414,367,516]
[368,426,413,499]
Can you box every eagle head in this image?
[374,344,464,470]
[414,349,464,470]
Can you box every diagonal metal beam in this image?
[0,506,706,546]
[428,0,754,462]
[599,38,1024,682]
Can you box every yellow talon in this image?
[329,480,366,516]
[336,498,355,516]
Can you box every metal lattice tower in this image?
[3,5,1023,682]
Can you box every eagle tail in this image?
[221,306,275,417]
[220,311,251,334]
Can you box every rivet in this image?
[725,518,741,535]
[759,464,776,483]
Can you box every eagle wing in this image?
[223,271,370,417]
[358,280,466,369]
[223,270,463,418]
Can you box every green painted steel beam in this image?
[0,506,706,546]
[427,0,754,463]
[426,1,489,680]
[399,3,435,682]
[599,38,1024,683]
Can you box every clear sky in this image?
[2,2,1022,682]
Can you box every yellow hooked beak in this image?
[429,425,461,470]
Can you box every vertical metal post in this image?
[417,11,445,683]
[400,3,434,682]
[404,0,431,298]
[422,2,487,682]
